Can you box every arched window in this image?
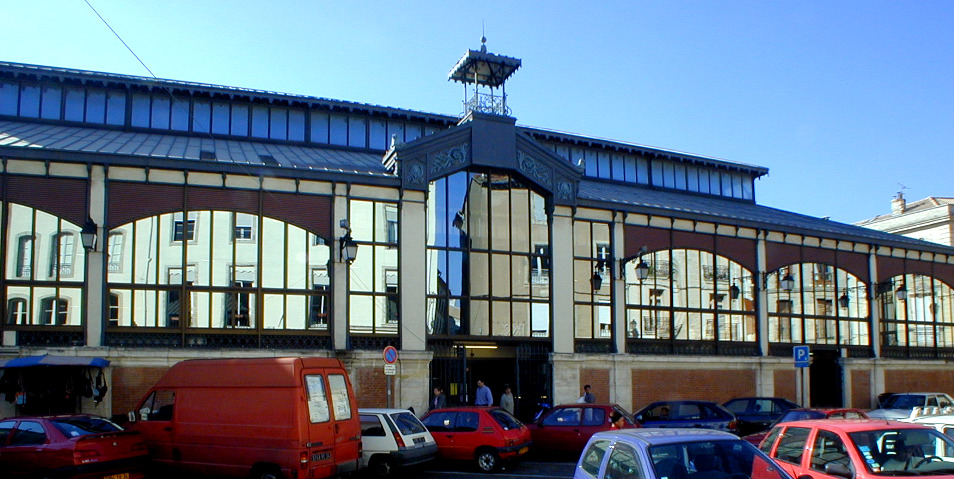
[879,274,954,350]
[624,249,757,349]
[6,298,28,325]
[106,211,330,331]
[767,263,869,347]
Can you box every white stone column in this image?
[85,166,106,347]
[400,192,427,351]
[332,185,350,351]
[757,231,770,357]
[551,206,574,354]
[612,221,627,354]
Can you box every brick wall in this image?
[884,369,954,396]
[850,369,872,408]
[112,366,170,415]
[355,366,388,408]
[774,370,797,404]
[580,368,610,403]
[631,369,756,410]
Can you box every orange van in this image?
[127,357,361,479]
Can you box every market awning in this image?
[0,355,110,368]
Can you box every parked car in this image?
[0,414,148,479]
[899,406,954,437]
[528,403,640,454]
[574,428,794,479]
[759,418,954,479]
[868,392,954,420]
[633,400,738,434]
[420,406,532,472]
[722,397,799,436]
[358,408,438,477]
[741,408,869,446]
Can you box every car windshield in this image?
[390,412,426,435]
[849,427,954,475]
[882,395,926,409]
[489,409,523,430]
[52,417,122,438]
[649,439,790,479]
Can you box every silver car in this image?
[574,428,793,479]
[868,392,954,420]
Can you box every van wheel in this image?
[475,448,500,472]
[249,465,284,479]
[370,456,396,477]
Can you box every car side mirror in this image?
[823,463,853,479]
[127,411,137,423]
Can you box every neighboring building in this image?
[2,43,954,421]
[857,193,954,246]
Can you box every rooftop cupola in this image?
[448,36,522,118]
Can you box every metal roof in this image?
[0,120,390,178]
[578,179,954,253]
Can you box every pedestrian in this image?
[581,384,596,403]
[429,386,446,411]
[475,379,493,406]
[609,411,626,428]
[500,384,514,415]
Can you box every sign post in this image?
[383,346,398,408]
[794,345,810,406]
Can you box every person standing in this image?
[475,379,493,406]
[582,384,596,403]
[500,384,515,415]
[429,386,446,411]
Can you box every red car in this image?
[528,403,639,454]
[759,419,954,479]
[742,407,869,446]
[420,406,532,472]
[0,414,148,479]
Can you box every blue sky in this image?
[4,1,952,224]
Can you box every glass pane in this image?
[269,107,287,140]
[471,299,489,336]
[492,301,511,336]
[211,102,230,134]
[41,86,62,120]
[348,116,366,147]
[170,99,190,131]
[288,110,305,141]
[251,105,268,138]
[64,88,85,122]
[85,90,106,123]
[0,82,17,115]
[311,112,329,143]
[230,104,249,136]
[330,114,348,146]
[19,85,40,118]
[106,91,125,125]
[192,101,210,133]
[349,295,373,333]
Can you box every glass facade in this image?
[105,211,330,331]
[766,263,870,347]
[426,170,551,339]
[624,249,757,343]
[573,221,612,340]
[348,200,400,335]
[880,274,954,349]
[4,204,86,326]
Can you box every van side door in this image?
[327,372,361,473]
[131,389,177,465]
[304,373,337,479]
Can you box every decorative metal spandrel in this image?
[463,92,511,117]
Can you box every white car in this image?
[899,406,954,438]
[359,408,438,477]
[868,392,954,420]
[574,428,794,479]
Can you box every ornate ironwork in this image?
[430,144,469,175]
[627,339,758,356]
[516,151,552,188]
[261,335,331,350]
[105,332,181,348]
[349,335,398,351]
[463,92,510,117]
[575,338,615,354]
[17,330,84,347]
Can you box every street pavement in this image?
[415,459,576,478]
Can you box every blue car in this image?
[633,400,738,434]
[574,428,793,479]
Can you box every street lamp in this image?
[780,273,795,292]
[838,289,849,309]
[81,217,98,252]
[339,220,358,264]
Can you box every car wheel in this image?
[370,456,396,477]
[34,471,54,479]
[475,448,500,472]
[249,464,284,479]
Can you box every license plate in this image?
[104,473,129,479]
[518,447,529,455]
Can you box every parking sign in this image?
[793,345,811,367]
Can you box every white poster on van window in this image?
[305,375,331,423]
[328,374,352,420]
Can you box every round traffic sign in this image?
[383,346,398,364]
